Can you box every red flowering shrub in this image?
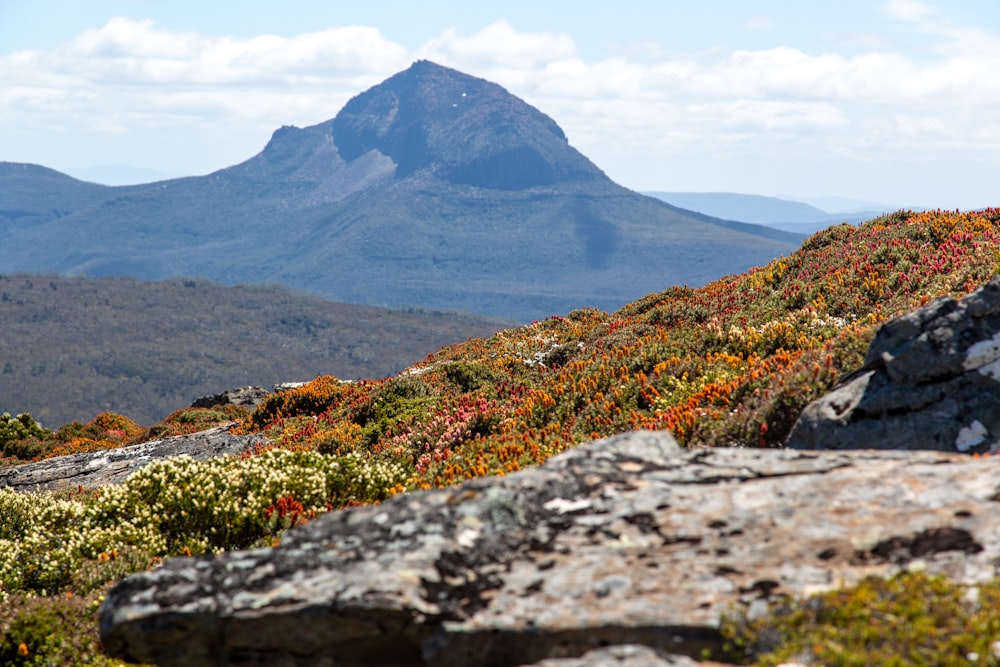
[87,413,142,438]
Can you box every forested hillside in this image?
[0,275,509,425]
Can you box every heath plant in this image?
[719,570,1000,666]
[0,449,408,601]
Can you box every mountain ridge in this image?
[645,190,895,234]
[0,61,802,321]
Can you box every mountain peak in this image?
[331,60,605,189]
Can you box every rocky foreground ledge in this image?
[100,431,1000,667]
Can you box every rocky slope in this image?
[95,263,1000,665]
[789,276,1000,451]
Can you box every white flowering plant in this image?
[0,448,408,599]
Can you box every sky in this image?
[1,0,998,211]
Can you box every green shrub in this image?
[444,361,497,392]
[352,374,438,446]
[720,570,1000,666]
[0,591,130,666]
[0,413,50,459]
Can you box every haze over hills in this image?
[644,191,894,235]
[0,61,801,322]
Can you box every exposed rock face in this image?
[100,430,1000,667]
[528,645,707,666]
[331,60,603,188]
[0,426,270,492]
[190,386,269,409]
[788,277,1000,452]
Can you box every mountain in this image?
[797,194,890,213]
[0,61,802,322]
[645,191,830,224]
[645,191,894,234]
[0,273,509,426]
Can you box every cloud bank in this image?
[1,2,997,206]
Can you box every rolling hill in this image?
[0,273,509,426]
[1,208,998,666]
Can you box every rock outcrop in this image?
[0,426,270,492]
[528,645,709,666]
[788,276,1000,452]
[100,430,1000,667]
[190,386,269,409]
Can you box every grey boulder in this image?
[190,386,269,409]
[788,276,1000,452]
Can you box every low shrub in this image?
[0,449,408,599]
[149,405,248,437]
[720,570,1000,666]
[0,413,50,460]
[0,591,131,667]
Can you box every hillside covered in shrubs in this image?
[2,208,1000,665]
[233,208,1000,489]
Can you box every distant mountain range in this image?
[644,191,895,235]
[0,61,801,322]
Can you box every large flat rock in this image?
[100,431,1000,666]
[0,425,270,492]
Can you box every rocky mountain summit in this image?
[330,60,605,189]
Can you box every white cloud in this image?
[0,16,415,144]
[885,0,935,22]
[688,100,848,131]
[4,15,997,129]
[71,17,201,59]
[0,13,998,205]
[416,20,576,69]
[0,17,408,90]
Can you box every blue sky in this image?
[1,0,998,210]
